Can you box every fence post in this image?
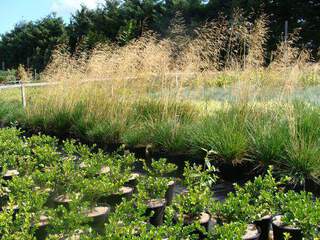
[27,57,30,69]
[20,81,26,108]
[1,61,4,71]
[203,83,208,112]
[284,20,288,42]
[284,20,289,66]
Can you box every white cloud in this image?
[51,0,104,14]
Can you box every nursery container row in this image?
[0,128,319,239]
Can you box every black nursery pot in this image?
[53,194,73,209]
[125,144,147,159]
[272,216,303,240]
[183,212,216,239]
[125,172,141,188]
[34,215,49,240]
[85,206,110,234]
[3,169,19,181]
[253,215,272,240]
[0,189,9,208]
[199,213,216,232]
[99,187,134,207]
[2,205,19,221]
[165,181,175,205]
[243,224,261,240]
[216,161,256,182]
[145,199,166,226]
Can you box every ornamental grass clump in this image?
[189,105,249,165]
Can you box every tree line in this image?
[0,0,319,72]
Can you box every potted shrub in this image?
[99,186,134,207]
[79,174,125,208]
[86,157,135,207]
[49,155,85,209]
[83,206,110,234]
[272,215,303,240]
[169,162,218,238]
[46,198,95,238]
[5,175,51,239]
[136,159,178,226]
[210,222,261,240]
[0,202,35,239]
[125,172,142,188]
[0,154,20,181]
[142,158,177,205]
[104,198,150,238]
[3,169,19,181]
[173,187,214,232]
[22,134,61,175]
[61,175,112,234]
[137,175,170,226]
[0,185,10,207]
[34,214,50,240]
[217,166,290,240]
[78,151,110,178]
[272,191,320,240]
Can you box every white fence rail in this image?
[0,81,57,90]
[0,81,58,108]
[0,72,205,108]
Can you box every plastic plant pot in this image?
[125,144,147,159]
[182,212,213,229]
[3,169,19,181]
[99,186,134,207]
[145,199,166,226]
[199,213,215,232]
[181,212,216,239]
[165,180,175,205]
[42,189,56,209]
[2,205,19,221]
[34,215,49,240]
[216,161,256,182]
[243,224,261,240]
[12,205,19,221]
[84,206,110,234]
[53,194,73,209]
[80,163,110,177]
[253,215,272,240]
[98,166,110,175]
[0,195,9,208]
[0,187,10,207]
[125,172,141,188]
[272,215,303,240]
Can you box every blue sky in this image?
[0,0,104,35]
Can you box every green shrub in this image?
[210,222,248,240]
[276,191,320,238]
